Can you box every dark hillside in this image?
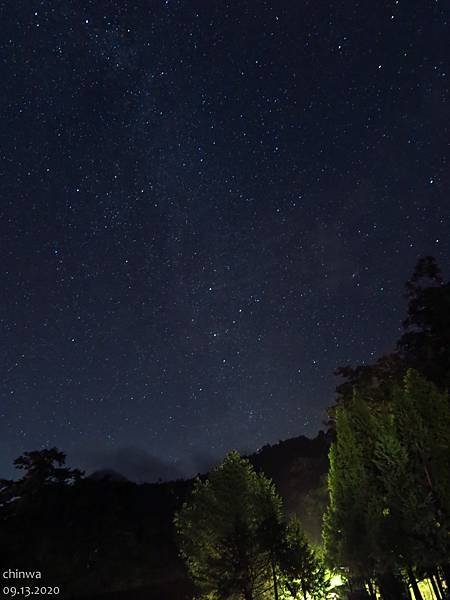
[249,430,332,544]
[1,433,330,598]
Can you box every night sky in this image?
[1,1,449,481]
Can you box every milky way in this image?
[1,1,448,480]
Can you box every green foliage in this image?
[175,451,280,599]
[323,397,379,580]
[175,451,327,600]
[278,516,326,599]
[324,369,450,591]
[392,370,450,563]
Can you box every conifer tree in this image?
[324,394,410,599]
[175,451,327,600]
[278,516,326,600]
[174,451,282,600]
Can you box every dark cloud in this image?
[72,446,186,483]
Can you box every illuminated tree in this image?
[174,451,282,600]
[323,396,380,591]
[324,370,450,598]
[392,371,450,589]
[278,516,326,600]
[323,393,410,599]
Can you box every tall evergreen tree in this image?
[398,257,450,390]
[333,256,450,411]
[175,451,327,600]
[323,398,378,584]
[324,393,411,599]
[0,447,83,510]
[278,516,326,600]
[393,371,450,585]
[325,370,450,598]
[174,451,282,600]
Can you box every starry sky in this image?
[1,1,449,481]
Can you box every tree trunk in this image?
[433,570,445,599]
[407,566,424,600]
[428,573,442,600]
[302,581,308,600]
[271,558,279,600]
[440,563,450,591]
[366,578,377,600]
[377,571,409,600]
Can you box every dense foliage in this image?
[324,370,450,598]
[175,451,326,600]
[0,440,327,599]
[0,451,193,599]
[324,257,450,599]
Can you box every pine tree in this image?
[393,371,450,585]
[398,257,450,389]
[278,516,326,600]
[324,393,411,599]
[0,447,83,511]
[323,398,377,582]
[174,451,282,600]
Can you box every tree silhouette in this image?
[333,256,450,411]
[0,447,83,512]
[398,256,450,390]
